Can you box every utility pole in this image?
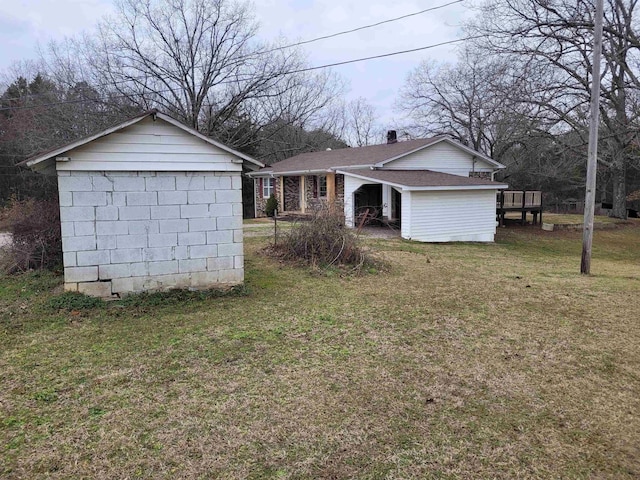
[581,0,605,275]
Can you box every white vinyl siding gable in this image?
[404,190,497,242]
[56,117,242,172]
[382,141,495,177]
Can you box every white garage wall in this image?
[404,189,498,242]
[400,190,412,239]
[59,170,244,296]
[382,141,494,176]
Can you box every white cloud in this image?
[0,0,114,71]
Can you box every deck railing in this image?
[498,190,542,208]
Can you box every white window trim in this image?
[263,178,274,199]
[318,175,327,198]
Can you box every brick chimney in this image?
[387,130,397,144]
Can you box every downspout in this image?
[254,177,258,218]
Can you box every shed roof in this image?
[253,136,504,176]
[21,109,264,171]
[338,169,509,191]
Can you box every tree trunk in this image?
[610,159,627,219]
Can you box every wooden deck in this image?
[497,190,543,226]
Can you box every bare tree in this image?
[398,48,542,161]
[0,70,138,203]
[467,0,640,218]
[253,122,348,164]
[343,97,381,147]
[48,0,343,153]
[216,67,347,151]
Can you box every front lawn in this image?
[1,225,639,478]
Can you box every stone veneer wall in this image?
[59,170,244,297]
[255,174,344,217]
[255,179,268,217]
[469,171,492,180]
[335,174,345,207]
[304,175,323,212]
[254,177,281,217]
[304,174,345,212]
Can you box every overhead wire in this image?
[0,36,477,113]
[0,0,466,104]
[256,0,465,54]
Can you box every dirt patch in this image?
[552,222,624,231]
[357,226,401,239]
[0,232,12,248]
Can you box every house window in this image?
[262,178,274,198]
[314,175,327,198]
[319,176,327,198]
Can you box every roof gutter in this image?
[249,164,376,177]
[248,168,330,177]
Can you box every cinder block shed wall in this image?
[59,170,244,297]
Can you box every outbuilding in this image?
[22,109,263,297]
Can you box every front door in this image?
[284,176,301,211]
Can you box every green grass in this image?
[243,218,271,225]
[1,226,639,478]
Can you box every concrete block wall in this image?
[58,171,244,297]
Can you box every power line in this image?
[0,36,476,113]
[279,37,478,74]
[258,0,466,54]
[0,0,465,104]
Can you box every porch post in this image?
[326,173,336,214]
[382,184,392,219]
[279,176,285,212]
[327,173,336,203]
[301,176,306,213]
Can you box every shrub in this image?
[265,194,279,217]
[269,205,375,272]
[0,196,62,274]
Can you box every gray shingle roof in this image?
[342,169,508,188]
[260,137,443,174]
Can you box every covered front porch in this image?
[254,172,345,217]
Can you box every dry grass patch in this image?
[541,213,639,225]
[1,225,639,478]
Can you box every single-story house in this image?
[21,109,263,297]
[250,132,509,242]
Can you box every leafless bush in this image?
[269,204,376,272]
[0,196,62,274]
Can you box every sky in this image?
[0,0,473,129]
